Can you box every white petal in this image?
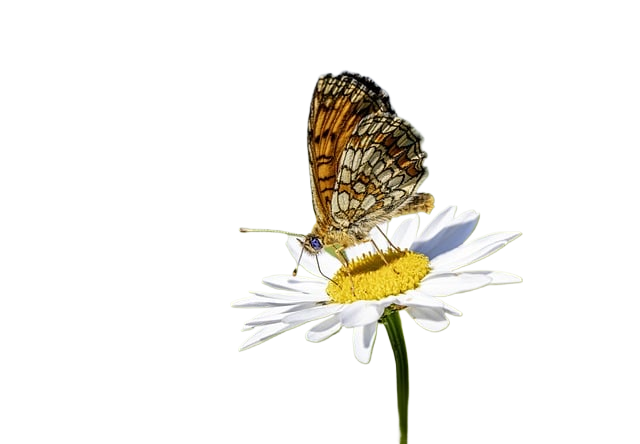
[429,232,521,271]
[286,236,341,278]
[339,300,387,327]
[353,322,378,364]
[239,321,305,351]
[406,306,450,332]
[412,210,479,260]
[343,222,389,260]
[249,289,327,303]
[282,303,343,324]
[420,272,492,296]
[231,296,269,308]
[443,302,463,316]
[250,291,325,302]
[344,242,374,261]
[262,275,327,294]
[463,270,523,284]
[415,206,457,244]
[399,290,445,309]
[400,293,462,317]
[306,316,342,342]
[390,215,420,249]
[229,296,288,308]
[244,303,318,328]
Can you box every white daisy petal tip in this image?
[461,270,522,285]
[305,316,342,343]
[490,271,523,284]
[443,303,463,317]
[408,308,451,332]
[353,323,378,364]
[390,215,420,248]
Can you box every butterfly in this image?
[301,72,434,261]
[241,72,434,268]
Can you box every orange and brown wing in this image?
[307,72,395,228]
[331,113,428,232]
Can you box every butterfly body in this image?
[304,72,434,259]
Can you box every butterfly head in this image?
[301,234,324,254]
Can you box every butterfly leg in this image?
[375,225,401,252]
[370,238,391,265]
[335,248,349,267]
[315,254,341,287]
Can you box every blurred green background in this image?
[191,15,562,444]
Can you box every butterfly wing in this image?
[307,73,395,229]
[330,113,428,233]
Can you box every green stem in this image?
[382,310,409,444]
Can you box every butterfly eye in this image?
[310,237,323,251]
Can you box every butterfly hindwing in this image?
[330,113,427,233]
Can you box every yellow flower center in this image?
[326,249,430,304]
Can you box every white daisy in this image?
[233,206,521,364]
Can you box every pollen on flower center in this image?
[326,249,430,304]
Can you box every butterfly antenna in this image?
[240,227,341,286]
[370,238,390,265]
[239,227,306,237]
[238,227,308,276]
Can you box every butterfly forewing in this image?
[307,73,395,228]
